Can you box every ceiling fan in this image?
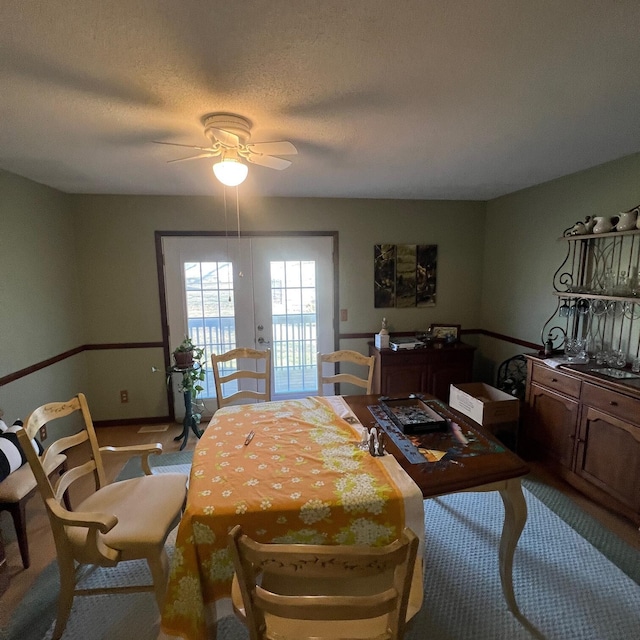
[154,113,297,186]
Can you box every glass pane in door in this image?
[271,260,318,394]
[164,234,334,414]
[185,261,237,396]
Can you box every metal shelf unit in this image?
[542,228,640,362]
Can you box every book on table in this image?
[389,337,425,350]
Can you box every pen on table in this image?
[244,430,255,446]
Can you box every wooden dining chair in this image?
[212,347,272,409]
[317,349,376,395]
[228,525,419,640]
[0,451,68,570]
[16,393,188,640]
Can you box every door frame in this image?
[155,230,339,420]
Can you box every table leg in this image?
[497,478,527,617]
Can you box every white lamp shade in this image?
[213,159,248,186]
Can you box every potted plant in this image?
[170,336,206,402]
[172,336,203,369]
[165,338,207,439]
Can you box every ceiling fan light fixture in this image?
[213,159,248,187]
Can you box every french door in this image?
[163,235,335,415]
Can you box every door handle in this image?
[257,337,270,345]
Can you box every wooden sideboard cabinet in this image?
[524,355,640,525]
[526,362,582,468]
[368,342,475,402]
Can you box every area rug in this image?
[4,452,640,640]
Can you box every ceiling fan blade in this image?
[247,154,292,170]
[153,140,214,152]
[167,151,219,163]
[206,127,241,147]
[246,141,298,156]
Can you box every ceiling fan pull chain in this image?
[236,187,243,278]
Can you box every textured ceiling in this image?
[1,1,640,200]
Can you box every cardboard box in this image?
[449,382,519,426]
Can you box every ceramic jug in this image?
[592,216,615,233]
[616,210,637,231]
[584,216,596,233]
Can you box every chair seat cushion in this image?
[0,452,67,502]
[70,473,187,561]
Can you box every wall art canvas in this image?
[374,244,437,308]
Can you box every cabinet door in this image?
[379,364,428,396]
[526,383,579,468]
[576,406,640,512]
[429,361,472,402]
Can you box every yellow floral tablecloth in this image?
[160,396,423,640]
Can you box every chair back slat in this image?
[55,459,98,503]
[254,585,398,620]
[20,396,82,440]
[317,349,375,395]
[212,348,271,409]
[45,429,88,460]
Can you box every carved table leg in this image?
[497,478,527,617]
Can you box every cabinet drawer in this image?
[531,363,582,398]
[581,382,640,426]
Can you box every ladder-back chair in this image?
[228,525,419,640]
[16,393,187,639]
[317,349,375,395]
[212,347,272,409]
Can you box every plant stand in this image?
[168,366,203,451]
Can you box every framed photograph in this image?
[430,323,460,342]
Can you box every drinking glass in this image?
[576,299,590,315]
[602,269,615,295]
[608,349,626,369]
[564,338,577,361]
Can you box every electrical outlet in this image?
[340,308,348,321]
[120,390,129,403]
[39,425,47,440]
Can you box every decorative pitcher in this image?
[592,216,615,233]
[616,210,638,231]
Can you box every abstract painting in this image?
[374,244,437,308]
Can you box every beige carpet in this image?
[6,459,640,640]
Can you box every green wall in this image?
[479,152,640,379]
[2,151,639,423]
[69,195,485,420]
[0,171,85,423]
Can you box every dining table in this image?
[159,394,426,640]
[347,393,530,620]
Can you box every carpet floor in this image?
[4,452,640,640]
